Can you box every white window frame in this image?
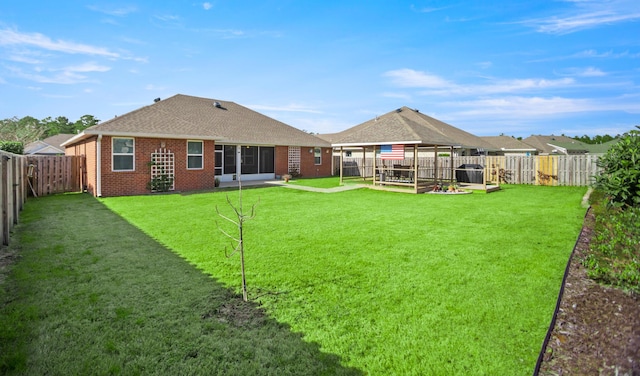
[314,147,322,165]
[112,137,135,171]
[187,140,204,170]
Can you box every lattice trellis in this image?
[150,148,175,191]
[288,146,300,175]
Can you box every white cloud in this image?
[383,68,453,88]
[476,61,493,69]
[520,0,640,34]
[87,5,137,17]
[5,61,110,84]
[11,69,91,84]
[573,67,607,76]
[203,2,213,11]
[443,95,640,119]
[0,28,121,58]
[527,48,640,63]
[384,68,575,96]
[409,5,449,13]
[7,54,42,64]
[65,62,111,73]
[381,92,413,101]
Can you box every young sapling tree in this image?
[215,180,258,301]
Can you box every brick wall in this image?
[67,137,332,197]
[99,137,217,197]
[274,146,332,178]
[299,146,332,178]
[274,145,289,177]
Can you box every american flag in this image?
[380,144,405,160]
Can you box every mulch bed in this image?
[538,210,640,375]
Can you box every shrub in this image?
[593,126,640,208]
[583,193,640,293]
[0,141,24,155]
[147,173,173,192]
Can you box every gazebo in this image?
[329,106,499,193]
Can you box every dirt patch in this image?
[0,246,19,287]
[538,210,640,375]
[202,294,267,328]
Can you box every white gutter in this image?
[96,134,102,197]
[332,140,425,147]
[62,131,226,146]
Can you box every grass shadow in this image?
[0,193,362,375]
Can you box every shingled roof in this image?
[328,106,495,150]
[64,94,329,147]
[25,133,76,155]
[480,136,537,152]
[521,135,590,154]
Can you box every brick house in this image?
[63,94,332,197]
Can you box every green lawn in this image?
[0,194,360,375]
[0,185,587,375]
[98,184,588,375]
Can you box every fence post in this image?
[1,154,8,245]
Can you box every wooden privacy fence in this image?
[1,150,26,246]
[338,154,602,187]
[26,155,85,197]
[1,154,84,246]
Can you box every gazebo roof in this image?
[329,106,496,150]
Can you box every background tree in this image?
[0,116,45,145]
[573,134,618,144]
[0,114,100,146]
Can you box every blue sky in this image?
[1,1,639,138]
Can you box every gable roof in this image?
[64,94,329,148]
[480,136,537,152]
[328,106,496,150]
[25,134,75,154]
[587,139,619,154]
[521,135,591,154]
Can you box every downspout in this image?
[96,134,102,197]
[236,144,242,181]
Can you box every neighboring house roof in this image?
[63,94,330,148]
[480,136,537,153]
[328,106,496,150]
[585,139,618,154]
[521,135,591,155]
[314,133,339,143]
[24,134,75,155]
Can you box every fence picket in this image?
[337,154,603,186]
[26,155,84,197]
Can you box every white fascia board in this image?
[547,143,568,155]
[331,141,423,147]
[82,130,226,142]
[227,140,331,148]
[61,132,87,147]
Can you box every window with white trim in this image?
[187,140,203,169]
[314,147,322,165]
[112,137,134,171]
